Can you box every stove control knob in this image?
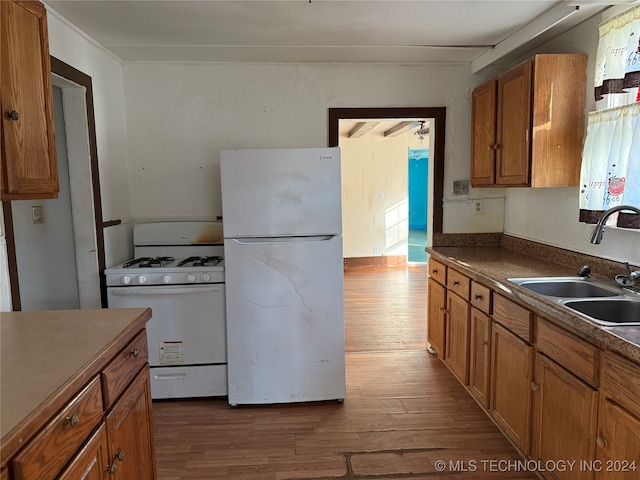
[136,275,147,285]
[121,275,132,285]
[161,275,171,284]
[186,273,196,283]
[201,273,211,282]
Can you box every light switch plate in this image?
[31,205,44,224]
[453,180,469,195]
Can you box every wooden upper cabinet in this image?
[1,0,58,200]
[470,79,497,186]
[471,54,587,188]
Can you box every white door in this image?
[220,148,342,237]
[225,235,345,405]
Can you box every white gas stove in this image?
[105,222,228,400]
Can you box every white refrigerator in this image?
[220,147,346,406]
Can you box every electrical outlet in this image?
[378,191,384,199]
[373,246,380,254]
[453,180,469,195]
[473,200,484,215]
[31,205,44,224]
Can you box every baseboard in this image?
[344,256,407,269]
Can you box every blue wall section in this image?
[408,148,429,230]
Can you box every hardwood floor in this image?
[153,265,535,479]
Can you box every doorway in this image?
[2,57,106,311]
[408,147,429,263]
[328,107,445,264]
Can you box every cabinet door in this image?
[469,308,491,409]
[0,0,58,199]
[490,322,533,455]
[58,424,109,480]
[427,278,446,358]
[105,367,157,480]
[496,60,532,186]
[596,400,640,480]
[471,79,497,186]
[532,353,597,480]
[445,292,470,385]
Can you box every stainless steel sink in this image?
[563,299,640,326]
[508,277,621,298]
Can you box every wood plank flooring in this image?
[153,265,536,479]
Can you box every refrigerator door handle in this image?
[231,236,335,244]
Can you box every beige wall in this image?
[340,125,428,258]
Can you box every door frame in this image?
[328,107,445,234]
[2,57,107,310]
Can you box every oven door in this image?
[107,284,227,367]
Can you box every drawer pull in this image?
[129,348,139,358]
[63,413,80,428]
[474,294,482,300]
[107,463,118,474]
[530,382,539,392]
[453,280,460,285]
[432,269,438,274]
[596,437,607,449]
[482,341,489,347]
[115,450,125,461]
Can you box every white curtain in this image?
[594,5,640,104]
[580,5,640,229]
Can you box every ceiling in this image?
[44,1,628,72]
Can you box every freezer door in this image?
[220,148,342,237]
[224,235,346,405]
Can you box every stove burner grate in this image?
[177,256,223,267]
[124,256,175,268]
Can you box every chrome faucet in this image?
[588,204,640,244]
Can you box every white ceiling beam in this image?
[384,121,420,137]
[471,3,579,74]
[347,121,377,138]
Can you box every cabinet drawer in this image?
[493,294,532,343]
[447,269,470,301]
[102,330,148,407]
[428,258,447,285]
[602,351,640,419]
[536,318,599,388]
[12,376,104,480]
[470,282,492,314]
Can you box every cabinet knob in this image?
[129,348,139,358]
[530,382,539,391]
[64,413,80,428]
[432,269,438,274]
[7,110,19,121]
[106,463,118,474]
[482,341,489,347]
[596,437,607,449]
[115,450,125,461]
[474,294,482,300]
[453,280,460,285]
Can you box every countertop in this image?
[427,246,640,363]
[0,307,152,459]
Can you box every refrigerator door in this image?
[225,235,346,405]
[220,148,342,238]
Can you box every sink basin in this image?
[509,277,620,298]
[564,299,640,326]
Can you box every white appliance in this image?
[105,222,228,400]
[220,147,346,406]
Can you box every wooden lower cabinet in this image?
[596,351,640,480]
[596,400,640,480]
[490,322,533,455]
[445,291,470,384]
[469,308,491,409]
[427,278,446,357]
[106,367,157,480]
[532,353,598,480]
[58,424,109,480]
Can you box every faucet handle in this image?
[577,265,591,278]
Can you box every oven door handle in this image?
[109,286,222,295]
